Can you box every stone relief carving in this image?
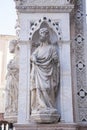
[14,0,73,13]
[29,17,62,42]
[5,40,19,117]
[30,26,60,123]
[75,0,87,122]
[71,0,87,122]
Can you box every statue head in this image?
[9,40,18,53]
[39,28,50,42]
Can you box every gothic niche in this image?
[30,19,60,123]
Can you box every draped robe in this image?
[30,43,59,113]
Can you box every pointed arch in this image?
[29,17,62,42]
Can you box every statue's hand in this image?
[30,55,37,63]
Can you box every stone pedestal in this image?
[31,109,60,123]
[14,123,78,130]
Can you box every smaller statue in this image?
[30,27,60,123]
[5,40,19,116]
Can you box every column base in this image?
[14,123,78,130]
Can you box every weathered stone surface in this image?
[4,39,19,123]
[30,27,60,123]
[70,0,87,123]
[14,0,74,13]
[14,0,70,6]
[13,11,74,124]
[30,113,60,123]
[14,123,78,130]
[13,0,74,125]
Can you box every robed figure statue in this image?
[30,27,60,123]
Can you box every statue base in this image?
[31,113,60,123]
[30,108,60,123]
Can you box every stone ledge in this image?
[16,5,74,13]
[14,123,78,130]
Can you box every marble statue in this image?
[30,27,60,123]
[5,40,19,115]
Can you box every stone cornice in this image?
[15,5,74,13]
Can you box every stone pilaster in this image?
[70,0,87,122]
[18,41,31,123]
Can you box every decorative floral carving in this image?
[76,61,85,71]
[72,0,87,122]
[75,10,83,21]
[75,34,84,45]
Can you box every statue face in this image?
[39,28,49,42]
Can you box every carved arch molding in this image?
[29,17,62,41]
